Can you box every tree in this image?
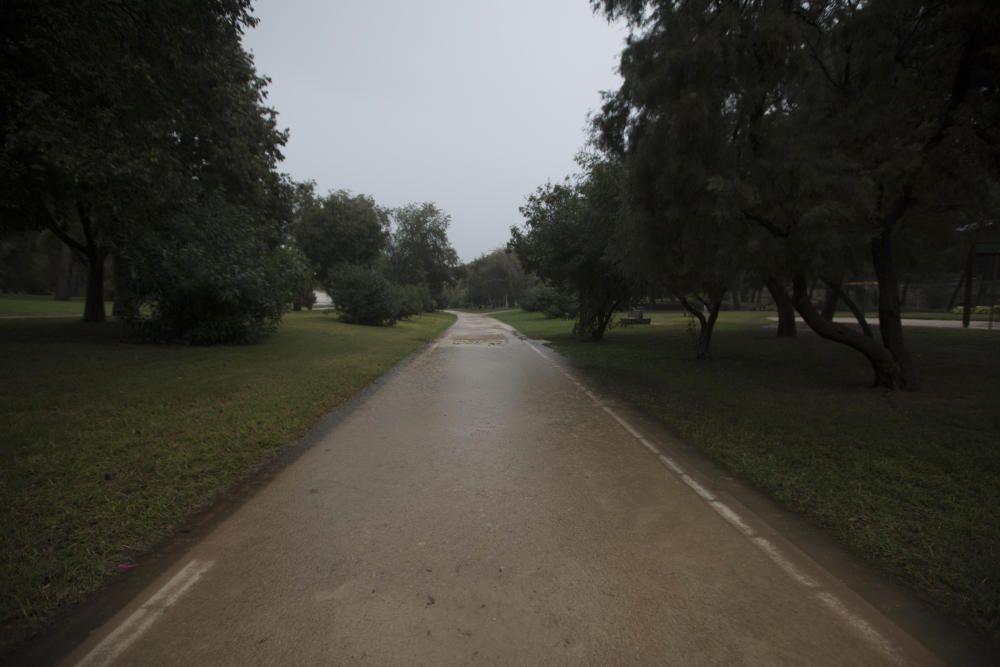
[294,187,388,279]
[386,203,458,306]
[463,249,526,308]
[1,0,294,339]
[512,155,632,341]
[594,0,1000,386]
[326,263,399,326]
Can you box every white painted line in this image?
[601,406,644,440]
[750,537,819,589]
[681,474,716,501]
[75,560,215,667]
[639,438,660,455]
[527,342,549,360]
[709,501,756,537]
[814,591,902,665]
[658,454,685,475]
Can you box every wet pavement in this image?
[63,313,948,666]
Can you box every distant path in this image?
[63,313,945,666]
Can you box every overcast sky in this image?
[242,0,625,262]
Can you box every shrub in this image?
[521,284,578,318]
[396,283,435,319]
[124,205,298,345]
[326,263,399,326]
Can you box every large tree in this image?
[512,155,633,341]
[386,203,459,306]
[463,249,526,309]
[294,187,389,278]
[1,0,294,337]
[594,0,1000,387]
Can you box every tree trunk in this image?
[582,296,619,342]
[824,280,873,337]
[821,281,839,321]
[792,273,901,388]
[764,275,796,338]
[83,246,106,323]
[871,232,916,388]
[962,244,975,328]
[946,269,965,312]
[111,253,137,319]
[593,299,620,341]
[679,293,723,359]
[54,245,73,300]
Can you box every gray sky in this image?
[242,0,624,262]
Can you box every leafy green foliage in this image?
[123,197,301,344]
[1,1,294,335]
[293,186,388,277]
[395,283,436,320]
[326,263,399,326]
[461,249,526,308]
[593,0,1000,383]
[512,156,631,339]
[386,203,459,306]
[520,283,579,319]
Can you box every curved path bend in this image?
[64,312,946,666]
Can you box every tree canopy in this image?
[1,0,298,342]
[386,203,459,307]
[512,155,633,340]
[294,186,389,279]
[591,0,1000,385]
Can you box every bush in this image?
[396,283,436,319]
[521,284,578,318]
[326,263,399,326]
[124,204,298,345]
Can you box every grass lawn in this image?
[0,294,110,318]
[495,309,1000,641]
[0,306,455,652]
[833,310,994,322]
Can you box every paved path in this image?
[64,313,944,666]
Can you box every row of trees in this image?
[1,2,460,339]
[512,0,999,388]
[291,186,458,325]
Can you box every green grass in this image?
[495,309,1000,641]
[0,294,109,318]
[0,309,455,651]
[831,310,993,322]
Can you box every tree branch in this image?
[45,220,88,258]
[743,209,790,238]
[824,279,873,337]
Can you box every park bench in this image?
[619,308,651,326]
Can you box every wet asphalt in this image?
[61,312,946,666]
